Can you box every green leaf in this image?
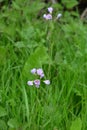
[0,119,7,130]
[66,1,78,9]
[70,118,82,130]
[0,106,7,117]
[22,45,49,79]
[12,1,21,10]
[20,26,35,40]
[62,0,78,9]
[28,1,45,14]
[7,118,19,128]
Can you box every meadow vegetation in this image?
[0,0,87,130]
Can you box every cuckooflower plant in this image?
[43,7,62,21]
[27,68,50,88]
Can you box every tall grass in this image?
[0,1,87,130]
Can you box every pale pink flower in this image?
[40,73,44,78]
[27,68,50,88]
[37,68,43,75]
[37,68,44,78]
[34,79,40,88]
[43,80,50,85]
[43,14,52,20]
[46,14,52,20]
[27,81,33,86]
[48,7,53,14]
[31,68,36,74]
[57,13,62,19]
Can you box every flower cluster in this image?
[27,68,50,88]
[43,7,62,20]
[43,7,53,20]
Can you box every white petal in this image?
[48,7,53,14]
[27,81,33,86]
[37,68,44,75]
[43,14,47,19]
[43,80,50,85]
[31,68,36,74]
[57,13,62,19]
[34,79,40,87]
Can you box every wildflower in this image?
[34,79,40,88]
[43,14,52,20]
[40,73,44,78]
[27,68,50,88]
[46,14,52,20]
[37,68,44,78]
[31,68,36,74]
[43,80,50,85]
[48,7,53,14]
[57,13,62,19]
[27,81,33,86]
[43,14,47,19]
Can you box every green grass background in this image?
[0,0,87,130]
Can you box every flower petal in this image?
[34,79,40,88]
[46,14,52,20]
[43,14,47,19]
[43,80,50,85]
[48,7,53,14]
[37,68,43,74]
[40,73,44,78]
[31,68,36,74]
[43,14,52,20]
[57,13,62,19]
[27,81,33,86]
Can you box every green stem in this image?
[22,85,29,123]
